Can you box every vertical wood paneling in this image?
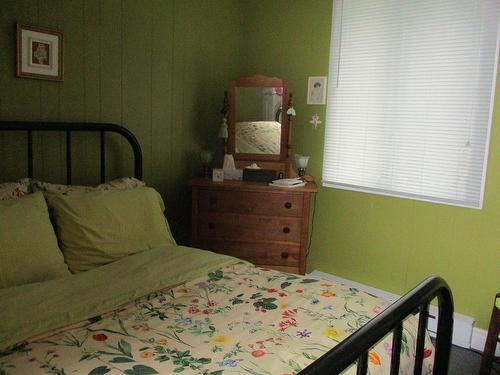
[151,0,174,194]
[82,0,101,183]
[0,0,243,243]
[122,0,152,181]
[0,2,12,176]
[99,0,123,181]
[169,0,190,241]
[0,0,39,180]
[165,0,246,242]
[38,0,64,182]
[59,0,85,184]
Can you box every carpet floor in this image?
[449,344,483,374]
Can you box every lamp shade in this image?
[200,150,213,165]
[295,154,310,169]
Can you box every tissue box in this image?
[243,168,276,182]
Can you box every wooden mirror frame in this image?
[227,75,291,163]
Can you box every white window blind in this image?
[323,0,500,208]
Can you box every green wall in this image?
[242,0,500,329]
[0,0,244,243]
[1,0,498,330]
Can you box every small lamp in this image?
[295,154,310,177]
[200,150,213,178]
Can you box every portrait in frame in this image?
[17,23,63,81]
[307,76,327,105]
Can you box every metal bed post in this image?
[300,276,453,375]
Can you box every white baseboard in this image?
[308,270,497,354]
[471,326,500,356]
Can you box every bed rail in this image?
[301,276,453,375]
[0,121,143,183]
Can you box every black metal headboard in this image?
[0,121,143,183]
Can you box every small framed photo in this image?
[212,168,224,182]
[307,76,327,105]
[17,23,63,81]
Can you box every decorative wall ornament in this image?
[309,114,322,129]
[286,106,296,116]
[17,23,64,81]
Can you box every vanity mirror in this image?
[227,75,292,172]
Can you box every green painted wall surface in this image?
[242,0,499,329]
[0,0,244,243]
[1,0,498,330]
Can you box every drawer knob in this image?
[208,222,215,230]
[209,196,217,205]
[281,251,289,259]
[283,226,290,234]
[284,202,292,209]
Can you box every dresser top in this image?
[190,177,318,193]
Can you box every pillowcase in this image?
[34,176,173,245]
[31,177,146,195]
[0,178,32,200]
[47,187,176,273]
[0,192,70,288]
[97,177,147,191]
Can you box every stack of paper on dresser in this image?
[269,177,306,188]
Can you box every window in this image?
[323,0,500,208]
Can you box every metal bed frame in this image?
[0,121,454,375]
[303,276,453,375]
[0,121,142,183]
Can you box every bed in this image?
[0,121,454,375]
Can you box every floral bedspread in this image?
[0,262,433,375]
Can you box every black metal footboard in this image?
[301,276,454,375]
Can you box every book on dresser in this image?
[190,178,317,275]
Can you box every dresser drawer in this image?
[198,239,300,267]
[191,178,317,277]
[198,189,304,217]
[197,213,302,243]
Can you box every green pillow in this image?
[0,192,70,288]
[47,187,176,273]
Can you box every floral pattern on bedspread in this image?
[31,177,145,195]
[0,262,434,375]
[0,179,32,200]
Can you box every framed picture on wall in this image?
[307,76,327,105]
[17,23,64,81]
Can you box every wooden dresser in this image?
[190,178,317,274]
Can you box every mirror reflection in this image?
[235,86,283,155]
